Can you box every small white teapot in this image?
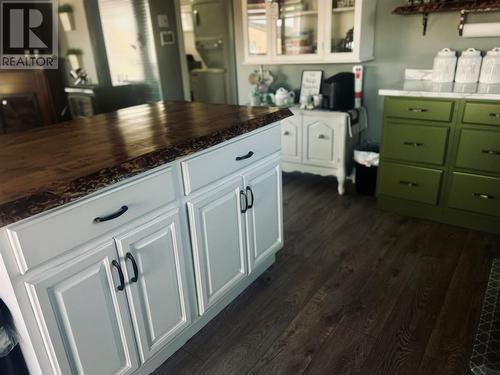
[270,88,295,107]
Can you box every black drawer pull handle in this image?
[240,190,248,213]
[408,108,428,113]
[94,206,128,223]
[399,181,418,187]
[283,131,291,136]
[482,149,500,156]
[489,113,500,118]
[403,142,424,147]
[112,260,125,291]
[473,193,495,200]
[126,253,139,283]
[246,186,255,209]
[236,151,254,161]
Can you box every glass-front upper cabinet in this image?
[241,0,377,64]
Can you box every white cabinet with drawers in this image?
[281,108,362,195]
[0,123,284,375]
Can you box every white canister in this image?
[432,48,457,83]
[480,47,500,84]
[455,48,482,83]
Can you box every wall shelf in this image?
[393,0,500,36]
[393,0,500,15]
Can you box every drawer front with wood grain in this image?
[385,98,454,123]
[7,167,177,274]
[463,102,500,127]
[378,163,443,205]
[456,129,500,174]
[181,124,281,195]
[448,172,500,217]
[382,123,449,165]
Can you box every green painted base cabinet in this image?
[377,96,500,235]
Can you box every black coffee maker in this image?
[321,72,355,111]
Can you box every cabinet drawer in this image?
[382,123,449,165]
[378,163,443,205]
[181,124,281,194]
[385,98,454,122]
[463,102,500,127]
[456,129,500,174]
[448,173,500,217]
[7,168,177,273]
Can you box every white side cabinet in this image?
[0,122,284,375]
[281,108,361,195]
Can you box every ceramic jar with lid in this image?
[479,47,500,84]
[432,48,457,83]
[455,48,483,83]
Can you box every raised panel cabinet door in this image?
[114,209,192,364]
[187,177,247,315]
[303,117,338,168]
[281,115,302,163]
[25,242,139,375]
[244,159,283,273]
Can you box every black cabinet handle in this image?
[246,186,255,209]
[236,151,254,161]
[240,190,248,213]
[408,108,428,113]
[126,253,139,283]
[489,112,500,118]
[399,181,418,187]
[94,206,128,223]
[403,141,424,147]
[482,149,500,156]
[112,260,125,291]
[473,193,495,200]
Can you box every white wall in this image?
[233,0,500,142]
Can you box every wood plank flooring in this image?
[155,173,500,375]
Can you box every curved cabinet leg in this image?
[337,176,346,195]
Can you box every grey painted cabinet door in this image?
[25,241,139,375]
[187,176,247,315]
[245,159,283,272]
[115,209,192,364]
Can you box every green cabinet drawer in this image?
[378,163,443,205]
[463,102,500,127]
[456,129,500,174]
[382,123,449,165]
[448,173,500,217]
[385,98,454,122]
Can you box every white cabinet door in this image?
[26,242,139,375]
[187,177,247,315]
[245,159,283,272]
[281,115,302,163]
[115,209,191,364]
[303,116,338,168]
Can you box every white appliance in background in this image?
[353,65,363,109]
[455,48,483,83]
[190,68,226,104]
[432,48,457,83]
[480,47,500,84]
[190,0,237,104]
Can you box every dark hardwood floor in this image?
[155,173,500,375]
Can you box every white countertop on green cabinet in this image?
[379,80,500,100]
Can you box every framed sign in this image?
[300,70,323,97]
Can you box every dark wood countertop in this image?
[0,101,292,227]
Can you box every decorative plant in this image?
[58,4,75,32]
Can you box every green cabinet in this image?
[381,122,449,165]
[384,98,454,122]
[378,96,500,235]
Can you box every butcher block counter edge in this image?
[0,102,292,227]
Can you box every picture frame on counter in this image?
[300,70,323,97]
